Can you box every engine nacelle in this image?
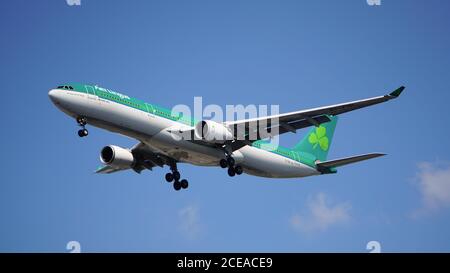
[100,145,135,169]
[194,120,234,143]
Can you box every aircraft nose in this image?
[48,89,59,103]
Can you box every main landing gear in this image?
[164,164,189,191]
[219,156,243,177]
[76,116,89,137]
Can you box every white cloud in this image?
[414,162,450,215]
[290,193,351,233]
[178,205,202,240]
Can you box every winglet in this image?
[389,86,405,98]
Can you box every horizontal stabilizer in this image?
[316,153,386,169]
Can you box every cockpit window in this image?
[56,85,74,90]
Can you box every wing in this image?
[167,86,404,152]
[225,86,405,139]
[95,142,167,174]
[225,86,405,141]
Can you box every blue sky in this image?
[1,0,450,252]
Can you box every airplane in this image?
[48,84,404,191]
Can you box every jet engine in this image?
[100,145,135,169]
[194,120,234,143]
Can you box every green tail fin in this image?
[293,115,338,161]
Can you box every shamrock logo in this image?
[308,126,329,151]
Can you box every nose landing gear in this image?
[76,116,89,137]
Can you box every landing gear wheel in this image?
[227,167,236,177]
[165,173,174,182]
[227,157,235,167]
[76,117,87,126]
[180,179,189,189]
[78,129,88,137]
[173,181,182,191]
[219,159,228,168]
[234,165,243,175]
[173,171,181,181]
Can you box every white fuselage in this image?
[49,89,320,178]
